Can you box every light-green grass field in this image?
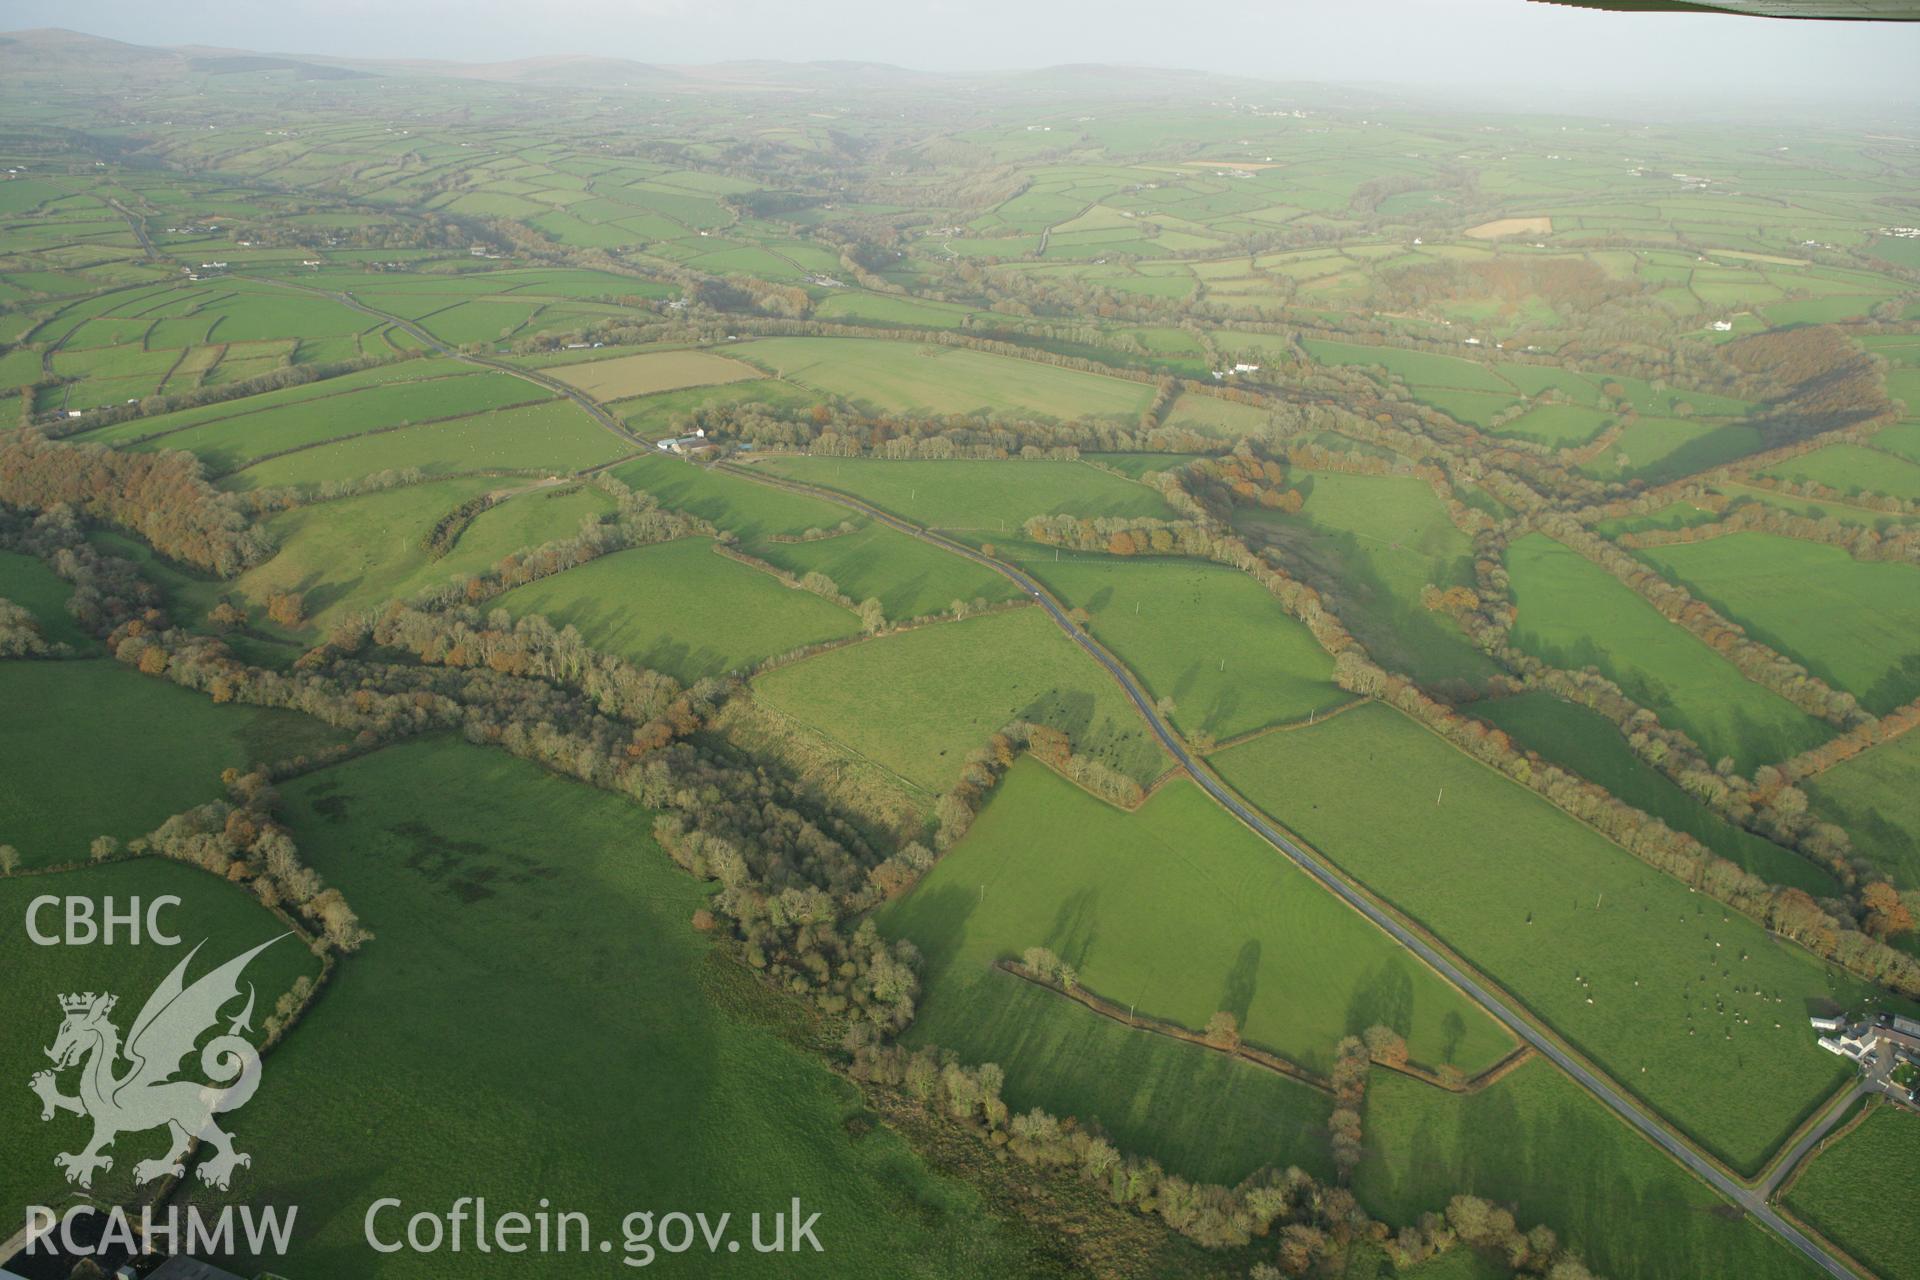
[1015,551,1344,741]
[1640,533,1920,716]
[1805,729,1920,889]
[1359,1058,1822,1280]
[750,456,1174,540]
[175,479,616,636]
[1214,701,1879,1175]
[221,399,627,489]
[0,549,95,651]
[752,523,1018,622]
[1506,533,1830,772]
[1233,471,1499,689]
[753,606,1168,796]
[126,371,546,474]
[0,660,347,866]
[884,758,1514,1076]
[1762,444,1920,503]
[496,536,860,681]
[1468,692,1837,896]
[1782,1103,1920,1280]
[731,336,1154,419]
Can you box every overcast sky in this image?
[5,0,1917,110]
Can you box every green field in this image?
[1469,692,1837,895]
[750,456,1174,539]
[731,337,1155,419]
[1783,1103,1920,1280]
[753,523,1019,621]
[1506,534,1830,772]
[1,859,325,1217]
[1234,471,1499,690]
[1805,730,1920,889]
[176,479,616,635]
[222,399,627,489]
[495,535,860,680]
[1640,533,1920,716]
[613,452,850,538]
[1214,701,1874,1175]
[1588,418,1764,486]
[0,660,347,866]
[179,738,1053,1278]
[885,758,1514,1076]
[0,548,94,651]
[1494,403,1614,446]
[1762,444,1920,503]
[1015,551,1344,741]
[1360,1058,1820,1280]
[125,371,546,473]
[754,606,1168,796]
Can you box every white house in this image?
[1711,320,1734,332]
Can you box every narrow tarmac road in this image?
[719,459,1861,1280]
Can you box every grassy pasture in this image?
[1015,552,1344,741]
[731,336,1154,420]
[496,536,860,681]
[81,361,447,447]
[549,348,763,400]
[1762,444,1920,503]
[1233,472,1498,689]
[0,660,346,866]
[125,371,545,472]
[0,548,94,650]
[1589,418,1765,485]
[1360,1059,1821,1280]
[1494,403,1613,446]
[753,606,1167,796]
[1505,534,1829,772]
[1639,534,1920,716]
[184,739,1051,1279]
[749,456,1173,540]
[753,523,1018,621]
[0,860,324,1218]
[1301,338,1514,394]
[222,400,626,490]
[1468,692,1836,895]
[1782,1103,1920,1280]
[1213,701,1878,1175]
[183,479,615,635]
[1163,392,1273,436]
[884,758,1514,1078]
[1805,730,1920,889]
[612,452,849,538]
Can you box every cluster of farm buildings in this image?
[1811,1011,1920,1109]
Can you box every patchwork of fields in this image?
[4,42,1917,1280]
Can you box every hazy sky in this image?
[4,0,1917,108]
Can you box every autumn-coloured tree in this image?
[265,591,306,628]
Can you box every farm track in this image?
[716,459,1861,1280]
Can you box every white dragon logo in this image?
[28,936,284,1192]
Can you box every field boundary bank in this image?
[994,961,1535,1096]
[1204,697,1368,753]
